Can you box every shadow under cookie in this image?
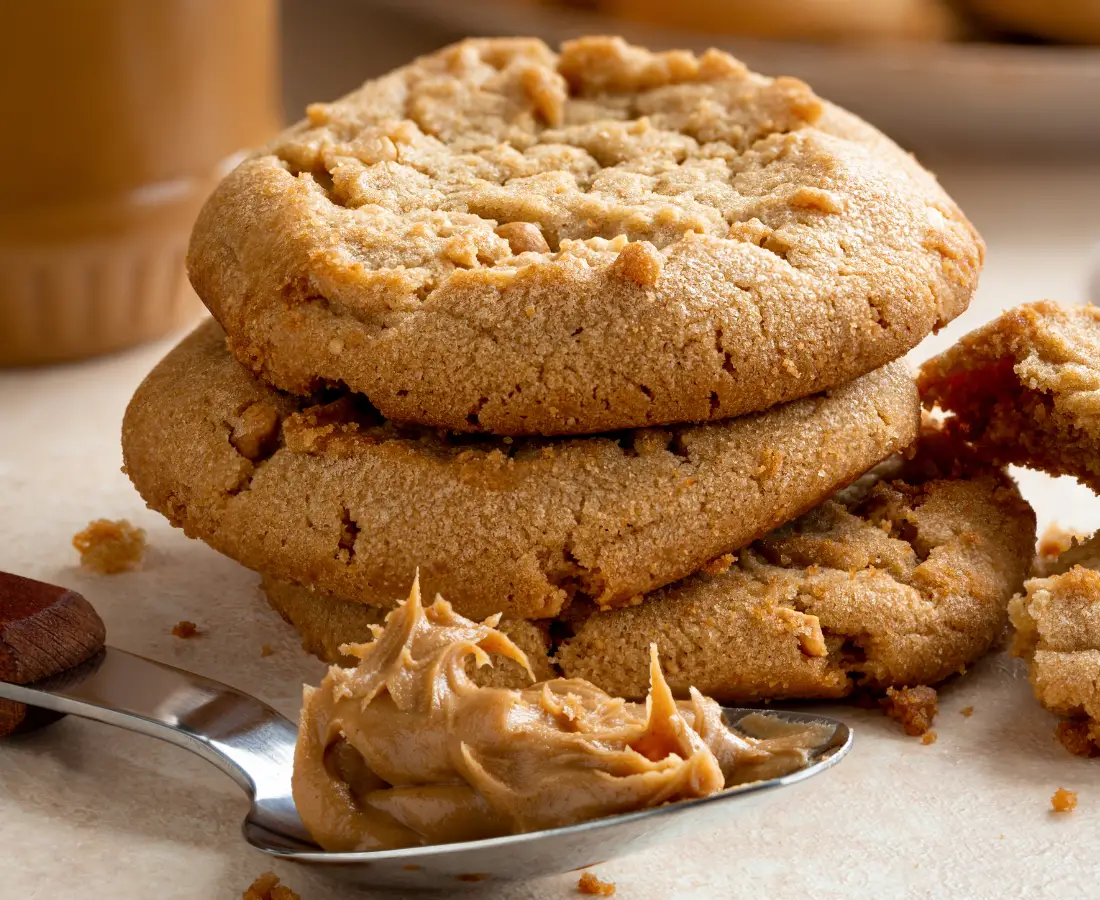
[123,319,919,621]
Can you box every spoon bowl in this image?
[1,645,850,889]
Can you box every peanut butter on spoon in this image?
[293,578,819,852]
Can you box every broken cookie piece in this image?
[920,301,1100,493]
[1010,546,1100,757]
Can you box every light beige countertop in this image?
[2,162,1099,899]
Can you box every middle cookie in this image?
[122,320,919,620]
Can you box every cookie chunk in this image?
[1010,534,1100,756]
[189,36,981,436]
[122,320,919,620]
[555,436,1035,701]
[920,301,1100,493]
[262,574,554,688]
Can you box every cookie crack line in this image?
[189,35,981,436]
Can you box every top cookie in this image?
[919,301,1100,492]
[189,36,982,436]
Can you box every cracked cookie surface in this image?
[555,432,1035,701]
[189,35,981,436]
[121,320,918,620]
[1010,532,1100,755]
[919,301,1100,492]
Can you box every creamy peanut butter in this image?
[292,579,821,851]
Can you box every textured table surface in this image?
[2,158,1100,899]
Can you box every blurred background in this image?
[283,0,1100,159]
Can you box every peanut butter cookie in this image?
[189,36,981,436]
[555,432,1035,701]
[122,320,919,621]
[919,301,1100,492]
[1010,532,1100,756]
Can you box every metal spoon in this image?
[0,573,852,889]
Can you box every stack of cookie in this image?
[122,36,1036,702]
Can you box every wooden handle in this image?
[0,572,106,736]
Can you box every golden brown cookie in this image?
[609,0,961,42]
[555,433,1036,701]
[189,36,981,436]
[1010,532,1100,755]
[919,301,1100,492]
[122,319,919,621]
[961,0,1100,43]
[261,574,554,688]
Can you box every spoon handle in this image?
[0,571,106,735]
[0,571,310,844]
[0,644,296,787]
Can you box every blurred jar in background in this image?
[0,0,280,366]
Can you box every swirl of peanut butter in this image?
[292,578,817,851]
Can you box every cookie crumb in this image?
[881,685,938,736]
[578,871,616,896]
[1037,523,1084,561]
[172,620,199,639]
[1055,721,1100,758]
[921,731,938,745]
[261,644,274,658]
[72,518,146,574]
[1051,788,1078,813]
[960,706,974,717]
[242,872,300,900]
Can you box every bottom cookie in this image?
[262,432,1035,703]
[1010,532,1100,756]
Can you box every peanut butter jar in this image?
[0,0,280,365]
